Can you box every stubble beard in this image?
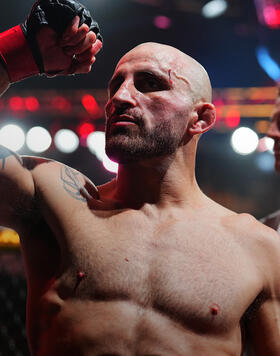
[105,118,184,164]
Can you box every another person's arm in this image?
[244,224,280,355]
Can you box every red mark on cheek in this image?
[210,303,220,316]
[125,258,129,262]
[168,69,173,85]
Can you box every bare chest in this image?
[52,211,260,334]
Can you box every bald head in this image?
[117,42,212,104]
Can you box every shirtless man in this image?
[1,2,280,356]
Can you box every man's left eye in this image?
[135,77,165,92]
[147,80,159,89]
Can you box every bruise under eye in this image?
[134,72,169,92]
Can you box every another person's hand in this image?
[37,16,102,76]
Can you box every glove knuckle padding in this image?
[26,0,102,39]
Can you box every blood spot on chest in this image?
[74,271,87,290]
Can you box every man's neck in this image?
[109,151,204,210]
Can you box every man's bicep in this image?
[0,146,35,229]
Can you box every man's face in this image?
[267,98,280,172]
[104,45,193,164]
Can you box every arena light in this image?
[26,126,52,153]
[54,129,79,153]
[103,155,119,174]
[0,228,20,248]
[255,0,280,28]
[87,131,118,173]
[0,124,25,151]
[231,127,259,155]
[225,108,240,128]
[87,131,106,160]
[256,46,280,82]
[25,97,40,112]
[264,136,274,153]
[81,94,103,119]
[9,96,25,111]
[154,15,172,29]
[202,0,228,18]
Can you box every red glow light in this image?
[213,99,224,124]
[25,97,39,111]
[154,15,172,29]
[9,96,24,111]
[225,108,240,128]
[82,94,102,119]
[263,5,280,28]
[77,122,95,138]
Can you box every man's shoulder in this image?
[22,156,92,186]
[219,211,280,253]
[22,156,99,202]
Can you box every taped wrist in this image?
[0,25,39,83]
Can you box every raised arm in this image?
[0,0,102,229]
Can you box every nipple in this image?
[77,271,86,280]
[210,303,220,316]
[74,271,86,290]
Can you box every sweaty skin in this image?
[1,42,280,356]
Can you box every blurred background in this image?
[1,0,280,354]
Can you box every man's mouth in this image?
[110,114,138,126]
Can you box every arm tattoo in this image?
[60,165,86,202]
[0,145,23,170]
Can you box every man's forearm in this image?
[0,62,10,97]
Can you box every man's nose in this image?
[111,81,137,108]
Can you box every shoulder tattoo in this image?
[0,145,23,170]
[60,165,87,202]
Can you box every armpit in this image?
[13,189,42,225]
[242,290,267,322]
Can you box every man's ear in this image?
[188,102,216,136]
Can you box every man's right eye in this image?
[109,77,124,97]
